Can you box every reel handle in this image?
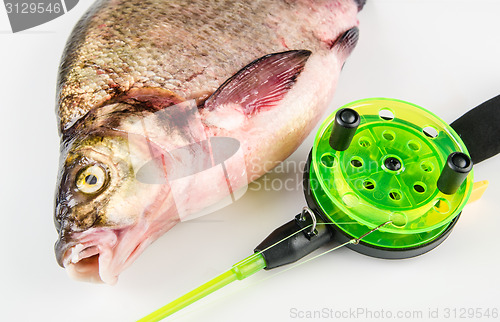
[451,94,500,164]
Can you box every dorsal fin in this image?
[331,27,359,59]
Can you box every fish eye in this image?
[75,164,107,194]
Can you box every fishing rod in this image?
[138,96,500,321]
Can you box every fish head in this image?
[54,107,179,284]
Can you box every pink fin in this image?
[204,50,311,115]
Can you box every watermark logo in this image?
[3,0,79,32]
[126,100,248,222]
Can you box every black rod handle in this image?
[450,94,500,164]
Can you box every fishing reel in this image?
[254,98,481,270]
[303,98,474,259]
[140,96,499,321]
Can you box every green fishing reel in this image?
[304,98,473,258]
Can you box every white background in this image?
[1,1,499,321]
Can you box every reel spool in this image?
[305,98,473,258]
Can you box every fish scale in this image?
[57,0,357,131]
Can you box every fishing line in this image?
[160,220,390,321]
[256,220,392,282]
[138,216,390,322]
[161,221,330,320]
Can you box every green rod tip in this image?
[138,253,266,322]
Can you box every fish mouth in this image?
[55,226,149,284]
[64,245,103,283]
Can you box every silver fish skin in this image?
[55,0,363,284]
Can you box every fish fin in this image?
[203,50,312,115]
[354,0,366,11]
[331,27,359,58]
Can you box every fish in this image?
[54,0,365,284]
